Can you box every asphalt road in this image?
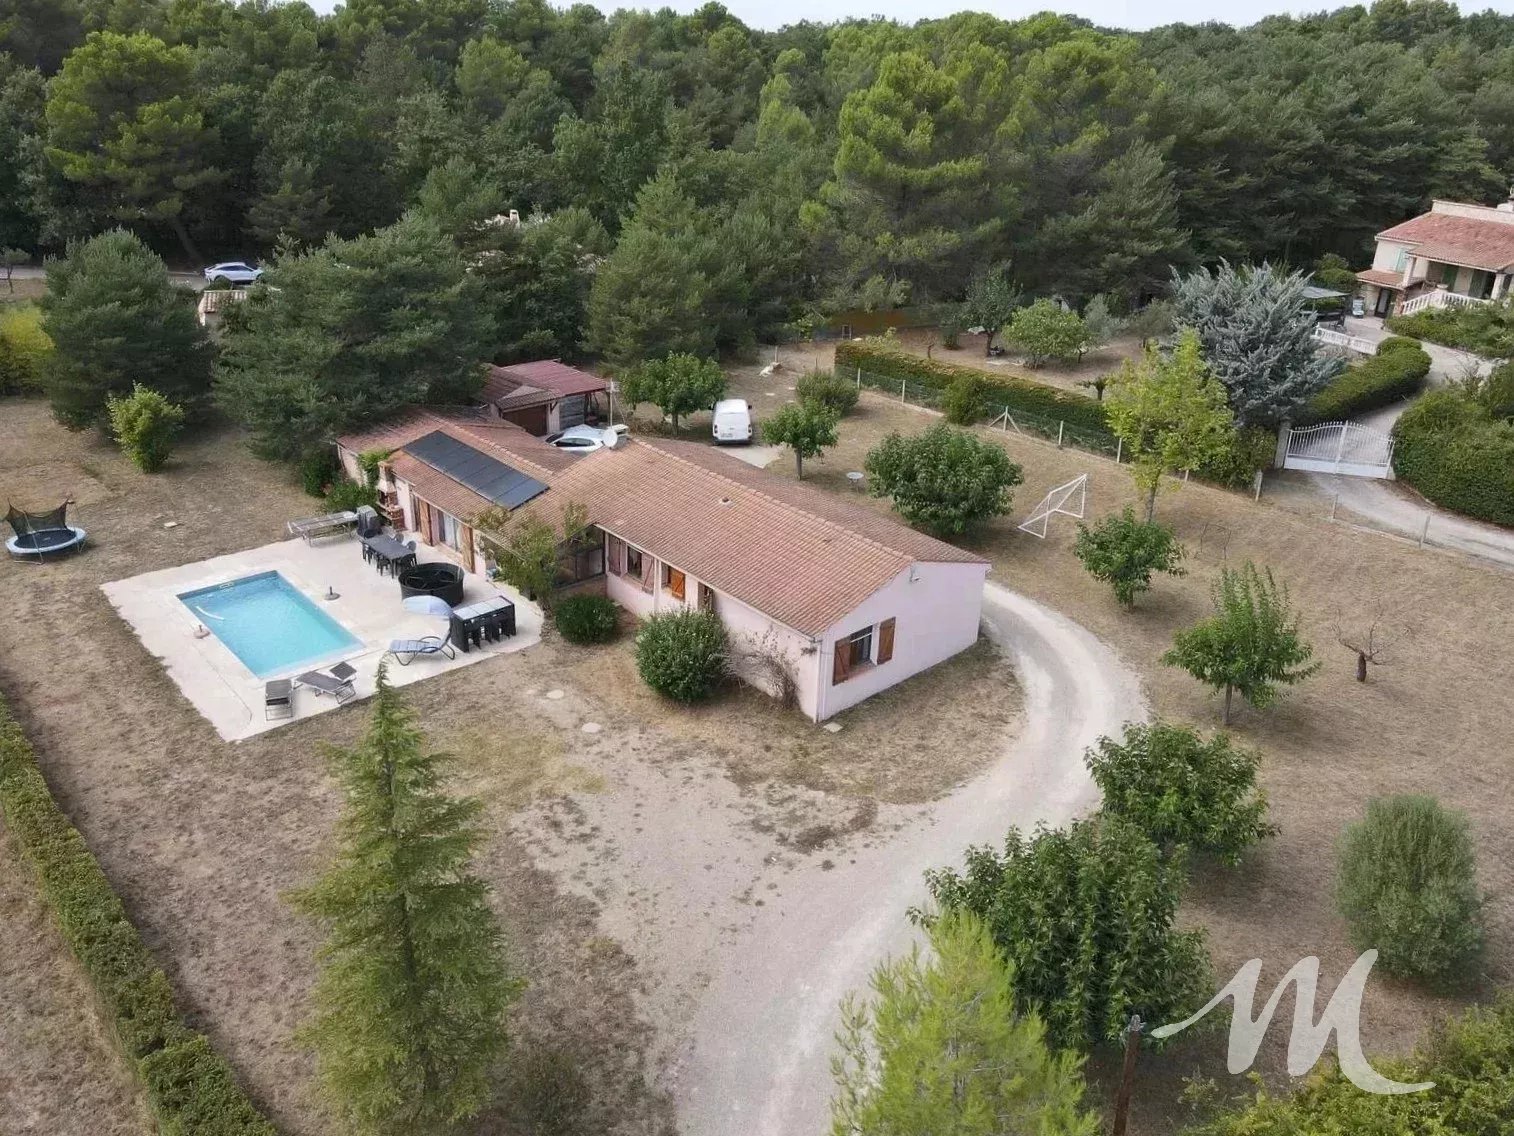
[6,264,208,290]
[674,581,1149,1136]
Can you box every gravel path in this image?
[673,582,1149,1136]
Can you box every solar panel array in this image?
[405,431,549,510]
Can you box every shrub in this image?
[1337,795,1485,984]
[1004,299,1086,367]
[0,695,274,1135]
[938,316,962,349]
[1073,508,1185,606]
[1186,997,1514,1134]
[1393,389,1514,525]
[835,340,1110,436]
[1299,336,1429,423]
[920,815,1211,1051]
[0,303,53,395]
[107,384,186,473]
[1192,426,1277,489]
[508,1047,590,1136]
[324,478,378,512]
[865,422,1023,537]
[1388,295,1514,357]
[1086,722,1275,866]
[635,609,727,702]
[300,447,341,497]
[942,373,988,425]
[554,594,619,644]
[795,368,859,417]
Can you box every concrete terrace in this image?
[101,532,540,741]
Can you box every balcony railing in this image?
[1400,288,1489,317]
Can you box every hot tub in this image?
[5,526,87,559]
[398,562,465,608]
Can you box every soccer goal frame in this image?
[1017,474,1088,538]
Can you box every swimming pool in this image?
[180,571,361,679]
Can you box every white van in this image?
[712,398,754,444]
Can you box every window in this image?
[663,565,686,601]
[439,511,461,551]
[697,583,716,612]
[626,546,644,578]
[832,618,897,685]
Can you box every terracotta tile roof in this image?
[482,360,606,409]
[1377,211,1514,271]
[389,453,492,522]
[525,438,985,637]
[1356,268,1403,289]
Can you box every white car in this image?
[712,398,754,444]
[544,423,628,454]
[203,261,263,287]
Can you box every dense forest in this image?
[4,0,1514,361]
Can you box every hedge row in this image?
[1393,390,1514,526]
[1300,336,1430,424]
[0,695,276,1136]
[1387,301,1514,358]
[834,339,1112,435]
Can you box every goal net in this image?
[1017,474,1088,539]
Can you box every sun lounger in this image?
[295,669,357,704]
[264,679,293,720]
[286,511,359,544]
[385,636,456,665]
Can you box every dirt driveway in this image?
[671,583,1148,1136]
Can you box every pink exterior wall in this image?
[813,562,988,720]
[604,530,986,721]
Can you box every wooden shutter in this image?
[607,535,625,575]
[667,568,686,601]
[832,642,851,685]
[877,618,896,665]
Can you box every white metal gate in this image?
[1280,421,1395,479]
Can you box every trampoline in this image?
[5,502,87,560]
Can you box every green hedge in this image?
[1387,298,1514,357]
[1393,390,1514,526]
[1300,336,1430,424]
[834,340,1112,435]
[0,695,276,1136]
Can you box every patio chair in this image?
[264,679,294,720]
[385,636,456,665]
[295,669,357,704]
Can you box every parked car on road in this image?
[545,423,629,454]
[202,261,263,287]
[712,399,754,444]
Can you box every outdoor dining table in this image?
[361,533,417,576]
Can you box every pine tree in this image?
[831,910,1099,1136]
[40,228,213,430]
[290,666,522,1135]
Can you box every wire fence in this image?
[850,368,1124,461]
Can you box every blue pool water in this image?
[180,571,361,679]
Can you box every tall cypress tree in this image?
[291,666,521,1134]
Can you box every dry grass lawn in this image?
[724,354,1514,1131]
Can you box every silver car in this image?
[203,261,263,287]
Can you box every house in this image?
[481,359,609,436]
[334,415,989,721]
[1355,195,1514,318]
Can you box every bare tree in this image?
[1334,607,1407,683]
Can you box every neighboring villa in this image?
[336,410,988,721]
[1356,194,1514,317]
